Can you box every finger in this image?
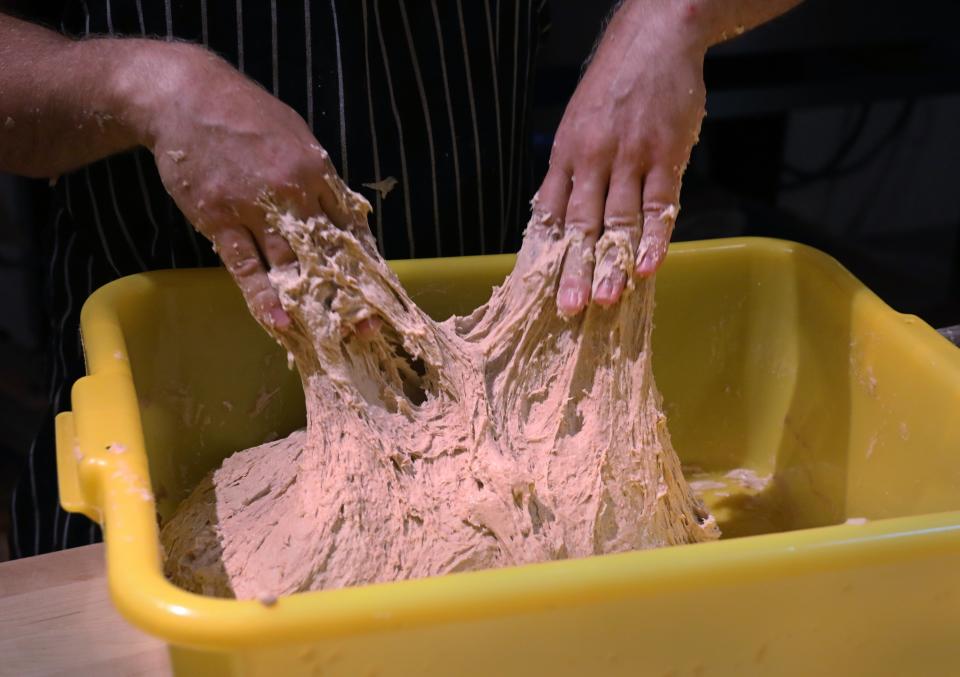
[355,316,382,339]
[215,226,291,331]
[533,163,572,226]
[339,315,382,339]
[593,165,642,307]
[306,146,354,230]
[557,168,609,316]
[263,144,352,230]
[249,219,298,271]
[636,165,681,278]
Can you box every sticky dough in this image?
[160,177,719,600]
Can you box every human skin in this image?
[539,0,803,317]
[1,2,801,327]
[0,11,354,332]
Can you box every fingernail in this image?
[271,307,291,330]
[559,286,587,314]
[574,287,588,309]
[636,251,656,276]
[355,316,383,339]
[596,277,614,301]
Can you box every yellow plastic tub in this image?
[56,237,960,676]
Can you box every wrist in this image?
[673,1,729,52]
[103,39,209,150]
[661,0,805,50]
[590,0,708,78]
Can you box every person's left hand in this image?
[534,3,707,316]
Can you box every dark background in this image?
[2,0,959,560]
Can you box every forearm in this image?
[1,10,352,332]
[599,0,803,60]
[0,12,198,179]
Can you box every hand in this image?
[0,25,375,336]
[534,2,707,317]
[128,44,357,332]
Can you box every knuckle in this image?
[228,254,262,278]
[289,154,321,180]
[559,124,610,164]
[261,165,299,193]
[604,211,640,230]
[615,140,649,173]
[534,173,567,209]
[195,205,230,232]
[579,138,613,164]
[651,130,690,164]
[205,195,246,225]
[267,179,306,207]
[247,286,278,313]
[546,150,571,174]
[642,201,677,221]
[265,240,297,265]
[629,132,661,162]
[564,217,601,236]
[293,149,333,180]
[199,176,232,205]
[642,184,676,208]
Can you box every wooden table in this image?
[0,544,171,676]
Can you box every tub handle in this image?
[54,411,99,522]
[54,369,149,524]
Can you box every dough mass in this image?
[161,178,719,600]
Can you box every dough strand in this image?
[161,176,719,600]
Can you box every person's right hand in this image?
[124,43,354,332]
